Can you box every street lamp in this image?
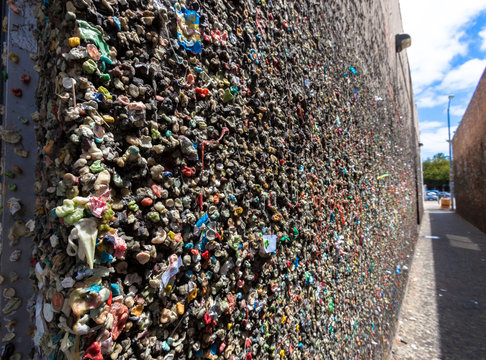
[447,95,454,210]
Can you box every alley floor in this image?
[390,201,486,360]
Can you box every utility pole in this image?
[447,95,454,210]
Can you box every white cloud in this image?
[480,27,486,51]
[402,2,485,160]
[450,105,467,117]
[416,91,449,108]
[420,121,443,131]
[439,58,486,91]
[420,125,457,160]
[400,1,486,94]
[413,59,485,112]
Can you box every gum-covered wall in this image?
[4,0,419,359]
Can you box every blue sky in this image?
[400,1,486,160]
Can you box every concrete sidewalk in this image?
[390,201,486,360]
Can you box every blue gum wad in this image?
[76,20,110,57]
[55,199,85,225]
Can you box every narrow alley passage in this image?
[391,202,486,360]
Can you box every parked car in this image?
[438,192,450,198]
[425,192,438,201]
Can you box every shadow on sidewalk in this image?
[428,208,486,359]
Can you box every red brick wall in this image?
[453,69,486,234]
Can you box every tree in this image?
[422,153,450,189]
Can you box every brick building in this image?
[453,69,486,234]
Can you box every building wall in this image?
[0,0,419,359]
[453,69,486,234]
[0,0,40,358]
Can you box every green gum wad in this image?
[97,86,112,99]
[129,146,139,155]
[147,212,160,223]
[99,206,114,231]
[89,160,104,173]
[76,20,110,57]
[100,73,111,82]
[98,223,110,232]
[83,59,98,74]
[127,200,139,212]
[113,172,123,187]
[228,234,242,251]
[292,227,299,239]
[223,88,234,103]
[55,199,85,225]
[18,116,29,124]
[102,206,114,221]
[151,128,161,140]
[4,170,15,178]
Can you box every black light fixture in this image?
[396,34,412,53]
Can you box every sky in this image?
[400,1,486,160]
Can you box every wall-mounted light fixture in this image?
[396,34,412,53]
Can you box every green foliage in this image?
[422,153,450,187]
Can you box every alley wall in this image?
[453,69,486,234]
[0,0,419,359]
